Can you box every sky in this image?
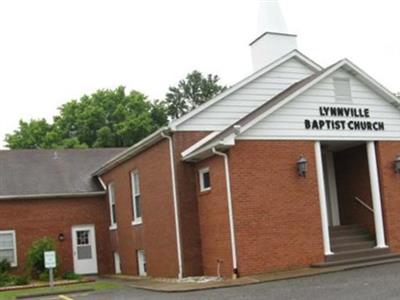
[0,0,399,148]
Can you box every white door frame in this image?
[325,150,340,226]
[71,224,98,274]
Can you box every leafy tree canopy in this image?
[5,70,226,149]
[5,87,168,149]
[164,70,227,119]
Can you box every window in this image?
[199,168,211,192]
[137,250,147,276]
[131,170,142,224]
[108,183,117,229]
[114,252,121,274]
[333,78,352,102]
[0,231,17,267]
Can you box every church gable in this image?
[176,57,316,131]
[239,67,400,141]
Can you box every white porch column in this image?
[314,141,333,255]
[366,141,387,248]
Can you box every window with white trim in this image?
[199,168,211,192]
[131,170,142,224]
[108,183,117,228]
[0,230,17,267]
[333,78,352,103]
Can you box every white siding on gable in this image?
[240,68,400,141]
[177,58,315,131]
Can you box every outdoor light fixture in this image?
[395,155,400,173]
[58,233,65,242]
[297,155,308,177]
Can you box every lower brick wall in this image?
[229,140,324,276]
[376,141,400,252]
[334,145,375,235]
[196,155,233,278]
[0,196,113,275]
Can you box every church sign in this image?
[304,106,385,131]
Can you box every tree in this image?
[165,70,227,119]
[5,87,168,149]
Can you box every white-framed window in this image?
[114,251,121,274]
[108,183,117,229]
[333,78,352,103]
[131,170,142,225]
[0,230,17,267]
[137,249,147,276]
[199,167,211,192]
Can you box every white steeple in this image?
[251,0,298,71]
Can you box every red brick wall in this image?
[195,155,233,278]
[376,141,400,252]
[101,139,180,278]
[173,131,210,276]
[229,140,324,276]
[334,145,375,235]
[0,196,112,275]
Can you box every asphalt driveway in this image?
[36,262,400,300]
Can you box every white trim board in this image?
[170,50,322,130]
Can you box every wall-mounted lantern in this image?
[297,155,308,177]
[58,233,65,242]
[395,155,400,173]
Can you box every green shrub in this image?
[12,275,29,286]
[25,237,57,279]
[38,272,49,282]
[62,271,82,281]
[0,259,11,274]
[0,272,12,287]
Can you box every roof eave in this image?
[0,191,106,201]
[92,127,171,176]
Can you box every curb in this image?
[16,288,94,299]
[123,259,400,293]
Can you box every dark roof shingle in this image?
[0,148,125,198]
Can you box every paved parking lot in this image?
[34,262,400,300]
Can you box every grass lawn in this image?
[0,281,122,300]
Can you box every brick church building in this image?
[1,2,400,279]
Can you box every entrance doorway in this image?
[72,225,98,274]
[321,141,374,232]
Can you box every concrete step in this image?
[325,247,389,262]
[332,240,376,252]
[331,234,372,245]
[329,224,363,232]
[329,228,369,238]
[311,252,400,268]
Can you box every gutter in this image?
[161,131,184,279]
[0,191,106,201]
[212,147,239,279]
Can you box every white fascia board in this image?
[240,59,400,135]
[181,131,221,158]
[182,133,236,162]
[93,127,170,176]
[170,50,322,130]
[342,59,400,107]
[0,191,106,200]
[239,60,347,134]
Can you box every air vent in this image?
[333,78,352,103]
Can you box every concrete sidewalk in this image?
[103,257,400,292]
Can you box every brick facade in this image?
[0,196,112,275]
[376,141,400,252]
[100,139,179,278]
[228,140,325,276]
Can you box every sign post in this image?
[44,251,57,289]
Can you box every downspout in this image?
[212,147,238,279]
[161,131,184,279]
